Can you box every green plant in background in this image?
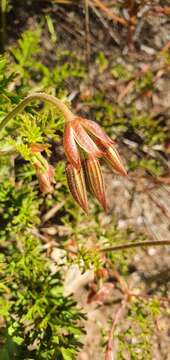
[0,31,87,359]
[0,235,85,360]
[116,298,160,360]
[0,23,169,360]
[10,29,42,84]
[9,28,86,95]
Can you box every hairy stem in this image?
[0,92,74,132]
[101,239,170,253]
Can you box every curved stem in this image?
[100,239,170,253]
[0,92,74,132]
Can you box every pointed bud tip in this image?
[103,203,108,213]
[83,206,89,214]
[120,167,128,177]
[105,146,127,177]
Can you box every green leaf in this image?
[12,336,24,345]
[61,347,76,360]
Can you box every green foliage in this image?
[128,156,164,176]
[96,52,109,73]
[0,29,87,358]
[111,63,132,81]
[0,235,85,360]
[159,47,170,65]
[85,91,168,147]
[0,180,41,246]
[73,246,102,271]
[9,29,85,95]
[116,298,161,360]
[10,29,41,76]
[0,21,169,360]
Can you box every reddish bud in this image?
[72,119,103,158]
[63,122,81,170]
[66,162,89,213]
[34,157,54,193]
[83,157,107,211]
[35,164,54,193]
[63,115,127,212]
[79,117,114,146]
[104,146,127,176]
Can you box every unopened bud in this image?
[83,157,107,211]
[66,163,89,213]
[35,164,54,193]
[104,146,127,176]
[33,155,54,193]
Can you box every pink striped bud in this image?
[83,157,107,211]
[63,115,127,211]
[66,163,89,213]
[104,146,127,176]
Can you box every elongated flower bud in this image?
[104,146,127,176]
[34,162,54,193]
[66,163,89,213]
[33,153,54,193]
[83,157,107,211]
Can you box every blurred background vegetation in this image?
[0,1,170,359]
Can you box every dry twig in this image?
[92,0,127,25]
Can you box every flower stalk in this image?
[69,240,170,256]
[100,239,170,253]
[0,92,74,132]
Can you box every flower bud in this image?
[66,163,89,213]
[83,157,107,211]
[104,146,127,176]
[33,154,54,193]
[35,163,54,193]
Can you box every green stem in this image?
[101,240,170,253]
[0,92,74,132]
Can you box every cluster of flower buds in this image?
[64,116,127,213]
[0,92,126,209]
[29,144,54,193]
